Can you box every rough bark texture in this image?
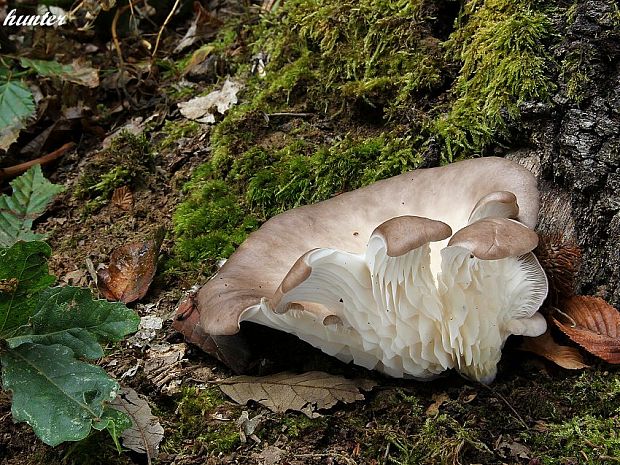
[513,0,620,307]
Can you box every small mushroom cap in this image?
[468,191,519,224]
[448,218,539,260]
[271,249,315,312]
[371,216,452,257]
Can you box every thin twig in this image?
[267,112,314,117]
[151,0,181,58]
[477,382,528,429]
[0,142,76,180]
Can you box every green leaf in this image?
[20,58,99,88]
[19,57,68,77]
[7,286,140,359]
[0,80,35,130]
[0,164,65,247]
[0,241,54,337]
[0,343,120,446]
[93,407,132,452]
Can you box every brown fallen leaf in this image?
[425,392,449,416]
[97,232,162,303]
[110,387,164,460]
[219,371,377,418]
[553,295,620,364]
[520,330,589,370]
[112,186,133,211]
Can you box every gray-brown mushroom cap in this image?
[198,156,541,336]
[448,217,539,260]
[371,216,452,257]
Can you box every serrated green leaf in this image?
[20,58,99,88]
[0,164,65,247]
[0,241,54,337]
[0,343,120,446]
[0,80,35,130]
[7,286,140,359]
[20,57,69,77]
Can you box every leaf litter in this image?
[97,230,163,303]
[111,387,164,459]
[219,371,377,418]
[178,78,242,124]
[554,295,620,364]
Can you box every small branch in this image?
[151,0,181,58]
[0,142,75,180]
[266,112,314,118]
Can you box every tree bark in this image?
[510,0,620,307]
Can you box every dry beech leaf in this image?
[520,330,589,370]
[111,387,164,459]
[425,392,449,416]
[111,186,133,211]
[553,295,620,364]
[219,371,376,418]
[97,235,162,303]
[178,78,242,124]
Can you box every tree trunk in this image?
[509,0,620,307]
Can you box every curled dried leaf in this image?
[553,295,620,364]
[520,330,589,370]
[111,186,133,211]
[97,234,162,303]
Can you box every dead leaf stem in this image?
[152,0,181,59]
[0,142,75,180]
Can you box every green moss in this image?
[162,387,241,455]
[278,413,326,439]
[75,131,154,212]
[172,179,259,265]
[172,134,424,266]
[386,415,492,465]
[529,415,620,464]
[158,119,201,149]
[437,0,555,160]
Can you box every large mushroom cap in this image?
[198,157,540,337]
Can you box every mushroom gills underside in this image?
[437,247,548,382]
[241,242,455,379]
[239,224,548,383]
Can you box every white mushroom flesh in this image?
[241,202,548,383]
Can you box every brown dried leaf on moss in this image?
[97,236,162,303]
[520,330,589,370]
[111,387,164,458]
[554,295,620,364]
[425,392,449,417]
[219,372,376,418]
[111,186,133,211]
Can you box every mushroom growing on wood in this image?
[196,157,548,383]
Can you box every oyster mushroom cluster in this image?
[198,157,548,383]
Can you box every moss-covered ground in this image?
[4,0,617,464]
[155,1,620,462]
